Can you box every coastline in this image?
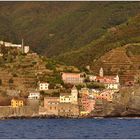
[1,114,140,120]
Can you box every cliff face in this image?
[92,86,140,117]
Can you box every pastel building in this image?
[80,88,95,114]
[11,98,24,108]
[61,72,85,84]
[60,86,78,104]
[93,68,120,91]
[39,82,49,91]
[60,93,71,103]
[81,94,95,113]
[71,86,78,104]
[95,90,114,102]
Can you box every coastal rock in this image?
[91,86,140,117]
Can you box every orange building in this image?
[11,98,24,108]
[95,90,114,102]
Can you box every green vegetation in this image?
[47,72,64,85]
[86,82,105,89]
[0,2,139,62]
[126,44,140,55]
[45,59,56,71]
[56,14,140,67]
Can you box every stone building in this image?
[43,97,59,115]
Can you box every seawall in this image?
[0,106,39,118]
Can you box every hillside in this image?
[0,2,140,57]
[0,50,79,101]
[56,14,140,69]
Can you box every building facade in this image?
[11,98,24,108]
[95,90,114,102]
[71,86,78,104]
[58,103,79,117]
[80,88,95,114]
[60,86,78,104]
[60,93,71,103]
[28,92,40,99]
[61,72,85,84]
[39,82,49,91]
[44,97,59,115]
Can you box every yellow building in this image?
[11,98,24,108]
[80,111,89,116]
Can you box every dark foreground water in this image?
[0,118,140,139]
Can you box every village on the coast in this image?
[0,40,139,118]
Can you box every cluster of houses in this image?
[62,67,120,91]
[10,67,120,117]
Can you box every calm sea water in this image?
[0,118,140,139]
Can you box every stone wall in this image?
[0,106,39,118]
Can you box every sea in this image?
[0,118,140,139]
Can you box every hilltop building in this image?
[0,40,30,54]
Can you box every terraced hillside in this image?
[92,44,140,84]
[0,51,79,98]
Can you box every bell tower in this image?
[71,85,78,104]
[99,67,104,77]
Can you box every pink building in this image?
[81,94,95,113]
[95,75,120,90]
[61,72,85,85]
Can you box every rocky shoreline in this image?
[1,114,140,120]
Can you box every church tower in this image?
[99,67,104,77]
[71,85,78,104]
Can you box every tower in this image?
[99,67,104,77]
[71,85,78,104]
[21,38,24,53]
